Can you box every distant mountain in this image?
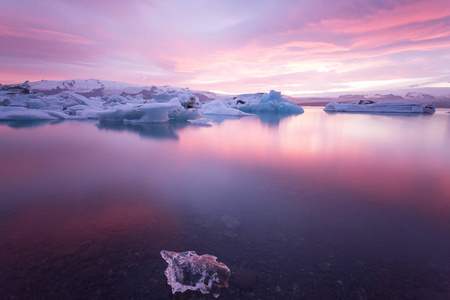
[27,79,230,102]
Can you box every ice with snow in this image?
[0,81,204,122]
[224,90,304,114]
[160,250,230,298]
[324,100,435,114]
[201,100,253,116]
[1,80,306,123]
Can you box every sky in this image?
[1,0,449,95]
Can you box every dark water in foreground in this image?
[0,107,449,300]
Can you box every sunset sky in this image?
[1,0,449,95]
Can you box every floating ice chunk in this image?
[324,101,435,114]
[230,90,304,115]
[99,102,179,123]
[67,93,101,107]
[153,91,200,107]
[152,92,177,102]
[169,107,202,120]
[67,104,89,113]
[67,93,88,105]
[160,250,230,298]
[25,100,47,109]
[0,107,57,120]
[167,98,202,120]
[43,110,87,120]
[104,94,128,105]
[61,97,83,108]
[47,104,64,111]
[202,100,253,116]
[240,101,304,114]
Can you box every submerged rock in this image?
[221,215,241,230]
[160,250,231,298]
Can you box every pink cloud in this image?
[0,26,95,44]
[0,0,449,93]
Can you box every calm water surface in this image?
[1,107,449,299]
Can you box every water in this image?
[1,107,449,299]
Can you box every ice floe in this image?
[224,90,304,114]
[160,250,230,298]
[324,100,435,114]
[1,81,304,123]
[202,100,252,116]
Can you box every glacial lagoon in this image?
[1,107,449,299]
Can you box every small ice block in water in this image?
[160,250,231,298]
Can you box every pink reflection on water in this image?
[176,109,450,224]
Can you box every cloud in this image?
[0,26,95,44]
[0,0,449,93]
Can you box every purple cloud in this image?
[0,0,449,94]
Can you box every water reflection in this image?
[204,114,254,125]
[257,112,296,126]
[0,120,59,129]
[0,108,449,299]
[96,121,187,140]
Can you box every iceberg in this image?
[99,103,178,123]
[168,98,202,120]
[201,100,253,116]
[0,107,83,121]
[324,101,435,114]
[0,82,305,122]
[153,91,201,108]
[0,107,57,120]
[225,90,304,115]
[98,98,202,124]
[160,250,230,298]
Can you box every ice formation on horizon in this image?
[160,250,230,298]
[0,81,304,123]
[324,100,435,114]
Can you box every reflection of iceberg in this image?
[258,113,295,126]
[160,250,230,298]
[204,114,257,125]
[96,121,186,140]
[0,120,54,129]
[324,101,435,114]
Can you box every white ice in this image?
[1,82,305,123]
[0,88,202,122]
[324,101,435,114]
[223,90,304,114]
[201,100,253,116]
[160,250,230,298]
